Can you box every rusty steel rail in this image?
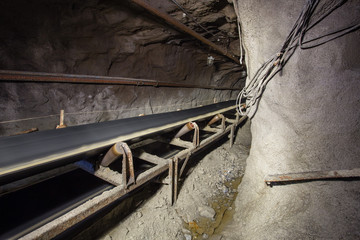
[265,168,360,186]
[0,70,241,90]
[129,0,241,65]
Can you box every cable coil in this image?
[236,0,360,117]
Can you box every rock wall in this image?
[0,0,244,136]
[226,0,360,239]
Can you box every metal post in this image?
[230,125,235,148]
[169,159,174,205]
[122,150,128,188]
[174,157,179,203]
[122,143,136,186]
[59,110,64,126]
[221,116,226,132]
[179,152,191,178]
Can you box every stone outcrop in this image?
[225,0,360,239]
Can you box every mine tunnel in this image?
[0,0,359,239]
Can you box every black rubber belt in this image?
[0,100,235,184]
[0,169,112,239]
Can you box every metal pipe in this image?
[0,70,241,90]
[207,113,224,126]
[100,143,124,167]
[129,0,241,65]
[122,143,135,186]
[174,156,179,203]
[265,168,360,186]
[174,122,195,138]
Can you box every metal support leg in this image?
[174,157,179,203]
[192,122,200,147]
[169,159,174,205]
[230,125,235,148]
[235,112,240,125]
[179,152,191,178]
[122,148,128,187]
[121,143,135,186]
[221,116,226,131]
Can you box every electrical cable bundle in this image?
[236,0,360,117]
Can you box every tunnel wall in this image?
[231,0,360,239]
[0,0,243,136]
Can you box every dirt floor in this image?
[75,120,251,240]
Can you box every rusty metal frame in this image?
[20,162,169,240]
[168,113,248,203]
[19,110,248,239]
[265,168,360,186]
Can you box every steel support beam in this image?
[129,0,241,65]
[0,70,241,90]
[265,168,360,186]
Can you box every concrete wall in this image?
[228,0,360,239]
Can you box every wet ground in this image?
[185,176,243,239]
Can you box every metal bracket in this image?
[192,122,200,147]
[120,142,136,188]
[265,168,360,186]
[99,142,136,188]
[220,115,226,131]
[230,125,235,148]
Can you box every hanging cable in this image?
[236,0,360,118]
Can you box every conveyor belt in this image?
[0,101,235,184]
[0,168,112,240]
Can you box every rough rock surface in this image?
[0,0,244,136]
[222,0,360,239]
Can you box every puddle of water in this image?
[185,176,243,239]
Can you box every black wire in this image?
[299,0,359,49]
[306,0,347,31]
[240,0,360,117]
[300,23,360,49]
